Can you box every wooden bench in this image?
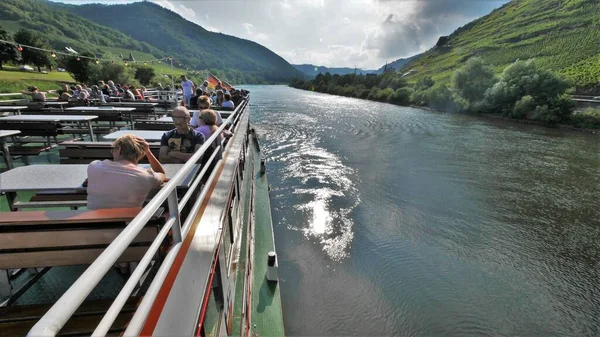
[134,120,173,131]
[12,191,88,210]
[0,207,166,300]
[0,121,62,137]
[59,140,161,164]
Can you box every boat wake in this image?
[256,111,359,261]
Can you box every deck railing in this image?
[27,98,249,337]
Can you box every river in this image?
[247,85,600,336]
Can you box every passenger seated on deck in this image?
[123,85,136,101]
[215,90,224,106]
[90,85,106,103]
[159,106,205,164]
[191,96,224,127]
[189,88,203,109]
[86,134,166,210]
[194,109,223,160]
[221,93,235,110]
[21,86,46,101]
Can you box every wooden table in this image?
[66,106,137,129]
[103,130,165,142]
[0,163,200,210]
[0,130,20,170]
[0,106,27,116]
[0,115,99,141]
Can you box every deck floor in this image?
[249,141,285,337]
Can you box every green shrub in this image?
[512,95,536,118]
[452,57,496,105]
[570,107,600,128]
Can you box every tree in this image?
[134,66,156,86]
[89,62,138,86]
[452,57,496,105]
[484,59,573,120]
[0,27,19,70]
[66,51,95,83]
[13,29,52,72]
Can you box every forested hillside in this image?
[401,0,600,90]
[61,1,302,83]
[0,0,303,83]
[0,0,164,61]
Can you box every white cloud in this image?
[147,0,508,68]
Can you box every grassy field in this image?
[0,66,75,94]
[0,60,195,95]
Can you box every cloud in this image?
[146,0,508,68]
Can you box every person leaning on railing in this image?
[159,106,206,164]
[86,134,167,210]
[21,86,46,102]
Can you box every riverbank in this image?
[289,85,600,134]
[412,104,599,135]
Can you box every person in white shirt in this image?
[86,134,166,210]
[221,93,235,110]
[180,75,195,106]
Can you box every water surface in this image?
[248,85,600,336]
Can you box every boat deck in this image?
[250,140,285,336]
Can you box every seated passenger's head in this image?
[198,95,211,110]
[224,93,231,101]
[171,106,191,132]
[196,88,203,95]
[216,90,223,97]
[200,109,217,127]
[111,134,146,163]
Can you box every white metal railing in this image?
[27,98,249,337]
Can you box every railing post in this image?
[168,189,182,243]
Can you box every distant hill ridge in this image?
[293,64,377,77]
[293,54,421,78]
[0,0,303,83]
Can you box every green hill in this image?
[401,0,600,89]
[0,0,166,61]
[61,1,302,83]
[0,0,302,83]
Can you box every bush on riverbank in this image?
[570,108,600,128]
[289,58,596,128]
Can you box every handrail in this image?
[27,98,249,337]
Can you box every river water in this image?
[247,85,600,336]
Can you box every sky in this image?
[51,0,509,70]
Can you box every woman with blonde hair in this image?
[194,109,223,161]
[86,134,166,210]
